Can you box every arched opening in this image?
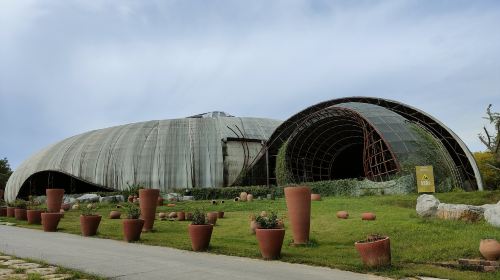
[329,144,364,180]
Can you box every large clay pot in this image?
[139,188,159,232]
[311,194,322,201]
[14,208,27,220]
[355,236,391,267]
[80,215,102,236]
[284,186,311,245]
[207,212,218,225]
[7,207,15,217]
[46,189,65,213]
[479,239,500,261]
[217,211,225,219]
[361,213,376,221]
[27,210,42,224]
[123,219,145,242]
[177,211,185,221]
[336,211,349,219]
[0,207,6,217]
[41,212,63,232]
[109,211,121,219]
[256,228,286,260]
[247,194,254,202]
[188,224,213,251]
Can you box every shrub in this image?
[191,209,207,225]
[121,203,140,219]
[255,212,279,229]
[474,151,500,190]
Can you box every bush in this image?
[474,152,500,190]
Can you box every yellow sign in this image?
[416,165,435,193]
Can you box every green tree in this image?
[0,157,13,190]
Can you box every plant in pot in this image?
[26,197,43,224]
[14,199,28,221]
[80,203,102,237]
[46,187,65,213]
[354,234,391,268]
[138,188,159,232]
[284,184,311,245]
[6,201,16,217]
[255,211,286,260]
[122,203,144,242]
[188,208,213,251]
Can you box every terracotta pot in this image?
[284,186,311,245]
[41,212,63,232]
[0,207,6,217]
[127,195,134,203]
[123,219,145,242]
[207,212,218,225]
[217,211,225,218]
[61,203,71,211]
[157,197,164,206]
[247,194,254,202]
[479,239,500,261]
[185,212,193,221]
[7,207,15,217]
[177,211,185,221]
[188,224,213,251]
[14,208,27,220]
[311,193,322,201]
[361,213,376,221]
[109,211,121,219]
[27,210,42,224]
[336,211,349,219]
[240,192,248,202]
[80,215,101,236]
[46,189,65,213]
[139,188,159,232]
[250,220,258,234]
[256,228,286,260]
[355,236,391,267]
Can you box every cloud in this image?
[1,0,499,168]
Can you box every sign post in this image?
[416,165,435,193]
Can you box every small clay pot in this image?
[123,219,145,242]
[361,213,376,221]
[247,194,254,202]
[336,211,349,219]
[240,192,248,202]
[479,239,500,261]
[217,211,224,219]
[41,212,63,232]
[311,194,322,201]
[109,211,121,219]
[6,207,15,217]
[207,212,218,226]
[80,215,102,236]
[0,207,7,217]
[27,210,42,224]
[14,208,27,220]
[177,211,186,221]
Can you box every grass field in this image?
[3,191,500,280]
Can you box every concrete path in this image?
[0,226,388,280]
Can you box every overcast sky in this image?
[1,0,499,169]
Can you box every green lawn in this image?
[4,191,500,280]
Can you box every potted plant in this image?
[0,199,6,217]
[284,185,311,245]
[188,209,213,251]
[27,197,43,224]
[6,201,16,217]
[80,203,102,237]
[122,203,144,242]
[255,211,285,260]
[46,187,65,213]
[354,234,391,268]
[14,199,28,221]
[138,188,159,232]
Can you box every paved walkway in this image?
[0,226,388,280]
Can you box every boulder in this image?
[416,194,440,217]
[167,193,181,201]
[99,195,125,203]
[436,203,484,222]
[484,205,500,228]
[76,194,100,203]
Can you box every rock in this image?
[484,205,500,228]
[158,212,167,220]
[9,262,41,269]
[100,195,125,203]
[240,192,248,202]
[416,194,440,218]
[109,211,121,219]
[25,267,58,276]
[167,193,181,201]
[247,194,254,202]
[168,212,177,218]
[62,195,77,204]
[34,196,47,204]
[76,194,100,203]
[436,203,484,222]
[71,204,80,210]
[481,204,498,211]
[183,196,194,201]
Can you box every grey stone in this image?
[76,194,100,203]
[167,193,181,201]
[0,273,27,279]
[416,194,440,217]
[41,274,73,280]
[436,203,484,222]
[0,269,14,276]
[25,267,58,276]
[9,262,41,269]
[182,196,194,201]
[480,204,497,211]
[484,205,500,228]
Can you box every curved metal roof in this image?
[5,116,281,201]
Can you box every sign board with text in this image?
[416,165,435,193]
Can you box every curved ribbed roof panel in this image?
[5,117,281,201]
